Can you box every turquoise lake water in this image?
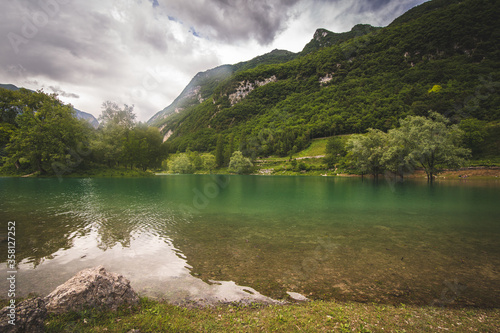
[0,175,499,307]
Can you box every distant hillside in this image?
[147,49,297,139]
[149,0,499,157]
[0,84,99,128]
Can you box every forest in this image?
[150,0,499,162]
[0,88,167,177]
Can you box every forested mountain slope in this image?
[149,0,499,156]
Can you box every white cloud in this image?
[0,0,426,122]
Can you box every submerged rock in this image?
[44,265,139,314]
[0,297,47,333]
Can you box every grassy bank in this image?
[0,166,155,178]
[42,298,499,332]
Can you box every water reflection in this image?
[0,176,499,307]
[0,177,279,305]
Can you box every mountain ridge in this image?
[148,0,498,156]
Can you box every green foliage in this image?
[346,113,470,180]
[347,129,388,178]
[299,24,381,56]
[395,112,470,180]
[324,136,348,168]
[153,0,499,160]
[201,153,216,172]
[122,125,164,170]
[215,134,224,167]
[91,102,166,171]
[3,90,91,174]
[0,89,166,176]
[168,153,193,174]
[428,84,442,93]
[99,101,136,129]
[459,117,487,156]
[228,150,253,174]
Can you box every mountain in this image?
[148,65,234,131]
[0,84,19,91]
[149,0,499,156]
[73,107,99,128]
[0,84,99,128]
[299,24,381,56]
[148,49,297,138]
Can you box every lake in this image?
[1,175,499,307]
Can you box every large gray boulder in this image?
[0,297,47,333]
[45,266,139,314]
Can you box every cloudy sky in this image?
[1,0,426,122]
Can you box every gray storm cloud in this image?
[0,0,425,121]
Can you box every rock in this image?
[0,297,47,333]
[45,266,139,314]
[286,291,309,302]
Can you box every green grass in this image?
[43,298,500,332]
[293,137,330,158]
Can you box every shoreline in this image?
[3,165,500,180]
[3,295,498,332]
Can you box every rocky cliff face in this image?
[147,65,234,127]
[228,75,277,106]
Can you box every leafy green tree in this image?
[395,112,470,181]
[346,129,388,179]
[228,150,253,174]
[188,150,203,171]
[0,88,22,125]
[201,153,216,173]
[224,134,235,166]
[98,101,136,129]
[168,153,193,174]
[5,91,91,174]
[0,123,16,164]
[459,118,487,157]
[122,125,164,170]
[92,102,137,167]
[382,127,415,180]
[215,134,224,168]
[324,136,347,168]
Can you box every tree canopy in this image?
[346,112,470,181]
[0,89,167,176]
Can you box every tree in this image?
[224,134,235,166]
[324,136,347,168]
[6,92,91,174]
[201,153,216,173]
[188,150,203,171]
[98,101,136,129]
[122,125,164,170]
[394,112,470,181]
[168,154,193,174]
[459,118,486,157]
[92,102,137,167]
[346,128,388,179]
[215,134,224,168]
[228,150,253,174]
[382,127,415,180]
[0,88,22,125]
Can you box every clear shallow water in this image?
[0,175,499,307]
